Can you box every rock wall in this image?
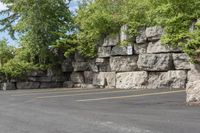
[2,25,200,105]
[70,26,191,90]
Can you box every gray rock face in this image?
[110,56,138,72]
[27,70,46,77]
[98,47,111,58]
[88,60,99,72]
[17,82,40,89]
[1,82,16,90]
[136,29,147,44]
[73,62,89,72]
[134,43,148,54]
[147,40,182,54]
[186,80,200,103]
[111,46,129,56]
[120,25,129,42]
[75,52,86,62]
[188,63,200,82]
[102,34,119,47]
[74,84,97,89]
[137,54,173,71]
[148,70,187,89]
[146,26,164,41]
[63,81,74,88]
[70,72,84,83]
[93,72,116,88]
[173,53,190,70]
[61,59,73,72]
[96,58,111,72]
[116,71,148,89]
[84,71,94,84]
[40,82,63,89]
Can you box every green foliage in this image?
[0,59,39,80]
[0,0,72,64]
[75,0,200,60]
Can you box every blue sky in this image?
[0,0,79,46]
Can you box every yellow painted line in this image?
[12,88,115,97]
[36,89,151,99]
[77,90,186,102]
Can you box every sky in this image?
[0,0,79,45]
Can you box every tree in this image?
[0,39,15,67]
[0,0,72,64]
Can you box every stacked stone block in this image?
[91,25,190,89]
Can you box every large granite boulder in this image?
[173,53,190,70]
[98,47,111,58]
[40,82,63,89]
[111,46,133,56]
[137,54,173,71]
[88,59,99,72]
[70,72,84,83]
[61,58,73,72]
[102,34,119,47]
[96,58,111,72]
[188,63,200,82]
[73,62,89,72]
[17,82,40,89]
[75,52,86,62]
[147,40,182,54]
[1,82,16,90]
[27,70,46,77]
[93,72,116,88]
[148,70,187,89]
[134,43,148,54]
[110,56,138,72]
[136,28,147,44]
[186,80,200,103]
[84,71,95,84]
[116,71,148,89]
[63,81,74,88]
[146,26,164,41]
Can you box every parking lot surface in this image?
[0,88,200,133]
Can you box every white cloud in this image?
[0,2,7,11]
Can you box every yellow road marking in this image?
[12,88,114,97]
[77,90,186,102]
[36,89,150,99]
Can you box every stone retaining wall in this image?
[70,26,190,90]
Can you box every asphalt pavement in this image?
[0,88,200,133]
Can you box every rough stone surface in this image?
[116,71,148,89]
[147,40,182,54]
[73,62,89,72]
[102,34,119,47]
[70,72,84,83]
[136,29,147,44]
[84,71,94,84]
[148,70,187,89]
[61,58,73,72]
[88,60,99,72]
[110,56,138,72]
[63,81,74,88]
[74,84,97,89]
[27,70,46,77]
[134,43,148,54]
[111,46,128,56]
[1,82,16,90]
[17,82,40,89]
[98,47,111,58]
[96,58,111,72]
[186,80,200,103]
[120,25,129,42]
[146,26,164,41]
[188,63,200,82]
[75,52,86,62]
[40,82,63,89]
[137,54,173,71]
[93,72,116,88]
[173,53,190,70]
